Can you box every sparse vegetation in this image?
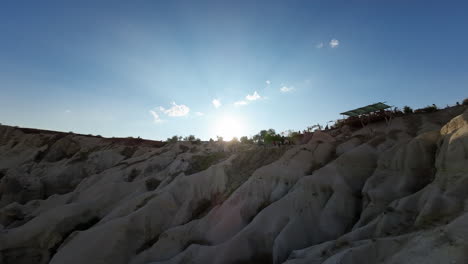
[287,130,301,141]
[121,147,137,159]
[252,129,284,145]
[415,104,438,113]
[403,106,413,114]
[167,135,179,143]
[184,135,196,141]
[145,178,161,191]
[247,129,301,145]
[240,136,253,144]
[182,135,201,144]
[393,107,403,115]
[124,168,140,182]
[185,152,228,175]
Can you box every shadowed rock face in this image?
[0,106,467,264]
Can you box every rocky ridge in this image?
[0,105,467,264]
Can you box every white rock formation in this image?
[0,105,467,264]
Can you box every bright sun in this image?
[213,115,245,141]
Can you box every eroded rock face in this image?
[0,106,467,264]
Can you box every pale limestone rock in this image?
[0,106,467,264]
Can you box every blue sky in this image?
[1,0,467,140]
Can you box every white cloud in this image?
[195,112,204,116]
[246,91,261,101]
[316,42,324,48]
[265,80,271,85]
[212,99,221,108]
[149,101,190,123]
[280,86,295,93]
[149,110,163,123]
[159,102,190,117]
[329,39,339,48]
[233,91,263,106]
[234,100,248,106]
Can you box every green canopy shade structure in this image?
[340,102,391,117]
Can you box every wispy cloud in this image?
[280,86,295,93]
[234,100,248,106]
[212,99,221,108]
[65,109,71,113]
[246,91,261,101]
[316,42,324,49]
[265,80,271,85]
[329,39,339,48]
[159,102,190,117]
[195,112,204,116]
[149,110,163,123]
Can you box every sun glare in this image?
[213,115,245,141]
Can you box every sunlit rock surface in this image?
[0,105,467,264]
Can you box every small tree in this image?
[253,128,282,145]
[231,137,239,143]
[426,104,438,112]
[252,134,261,143]
[403,106,413,114]
[463,98,468,106]
[167,135,179,143]
[216,136,223,142]
[240,136,250,144]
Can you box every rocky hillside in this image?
[1,105,467,264]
